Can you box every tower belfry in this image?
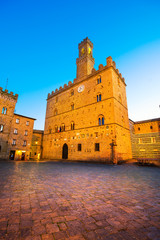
[76,37,95,81]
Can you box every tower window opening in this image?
[98,116,104,126]
[97,77,101,84]
[97,94,102,102]
[95,143,100,151]
[71,122,75,130]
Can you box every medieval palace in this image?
[42,38,132,163]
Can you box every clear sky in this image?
[0,0,160,130]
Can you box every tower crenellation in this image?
[0,87,18,101]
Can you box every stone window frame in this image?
[61,123,65,132]
[71,89,74,96]
[97,75,101,84]
[98,115,105,126]
[23,140,27,146]
[71,122,75,130]
[54,109,58,116]
[71,103,74,110]
[26,121,30,126]
[12,139,16,146]
[97,93,102,102]
[95,143,100,151]
[2,107,7,115]
[78,144,82,151]
[24,130,28,136]
[16,118,20,124]
[0,124,4,132]
[14,128,18,135]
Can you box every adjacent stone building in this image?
[30,129,44,160]
[43,38,132,163]
[130,118,160,164]
[0,87,35,161]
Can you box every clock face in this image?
[78,85,85,93]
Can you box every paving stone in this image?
[0,161,160,240]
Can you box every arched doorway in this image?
[62,143,68,159]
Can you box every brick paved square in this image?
[0,161,160,239]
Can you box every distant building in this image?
[30,129,44,160]
[43,38,132,163]
[0,87,35,161]
[130,118,160,164]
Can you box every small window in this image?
[26,121,29,126]
[95,143,100,151]
[78,144,81,151]
[2,107,7,114]
[98,116,104,126]
[151,137,156,143]
[138,138,142,144]
[97,94,101,102]
[138,127,140,131]
[71,122,75,130]
[14,129,18,134]
[49,128,52,134]
[102,117,104,125]
[97,76,101,84]
[61,124,65,132]
[71,90,74,96]
[16,118,20,124]
[0,125,4,132]
[24,130,28,136]
[12,139,16,146]
[23,140,27,146]
[150,126,153,130]
[0,145,1,152]
[71,104,74,110]
[34,152,36,155]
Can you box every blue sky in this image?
[0,0,160,129]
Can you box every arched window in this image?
[97,76,101,84]
[102,117,104,125]
[97,94,102,102]
[71,104,74,110]
[98,115,104,126]
[71,90,74,96]
[55,125,58,133]
[2,107,7,114]
[61,124,65,132]
[71,122,75,130]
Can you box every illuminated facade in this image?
[130,118,160,164]
[30,129,44,160]
[43,38,132,163]
[0,87,35,161]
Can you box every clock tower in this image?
[76,37,95,81]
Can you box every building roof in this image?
[33,129,44,133]
[14,113,36,120]
[133,118,160,124]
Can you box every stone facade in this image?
[0,87,35,161]
[0,87,18,159]
[43,38,132,163]
[130,118,160,164]
[30,129,44,160]
[9,114,35,161]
